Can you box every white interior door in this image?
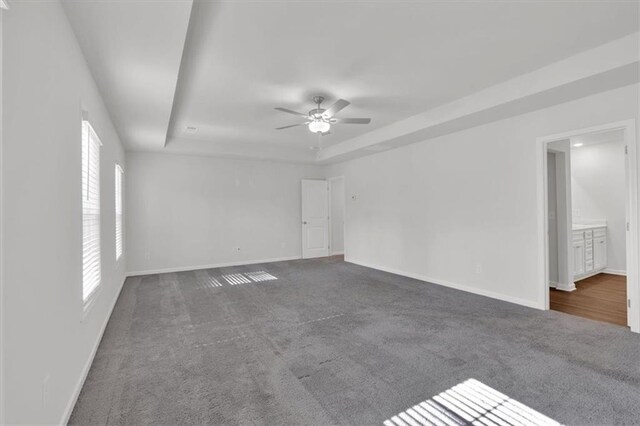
[302,179,329,259]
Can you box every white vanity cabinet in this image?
[572,234,585,277]
[593,229,607,271]
[572,226,607,280]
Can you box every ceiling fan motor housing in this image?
[311,96,327,119]
[310,108,326,119]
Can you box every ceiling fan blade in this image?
[275,107,309,118]
[322,99,350,118]
[275,123,304,130]
[333,117,371,124]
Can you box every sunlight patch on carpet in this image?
[384,378,561,426]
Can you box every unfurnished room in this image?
[1,1,640,425]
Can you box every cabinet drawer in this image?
[572,231,585,242]
[594,228,606,238]
[585,230,593,239]
[585,248,593,260]
[586,260,594,272]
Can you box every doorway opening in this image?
[300,177,346,260]
[539,121,638,332]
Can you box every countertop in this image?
[572,224,606,231]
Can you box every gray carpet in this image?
[70,257,640,425]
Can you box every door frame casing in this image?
[536,119,639,333]
[327,176,345,256]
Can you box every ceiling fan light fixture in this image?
[275,96,370,134]
[308,120,330,134]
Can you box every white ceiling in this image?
[63,0,639,163]
[61,0,193,151]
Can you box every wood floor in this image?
[550,273,627,327]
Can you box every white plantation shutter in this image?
[115,164,123,260]
[82,120,102,304]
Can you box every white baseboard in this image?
[331,251,344,256]
[604,268,627,276]
[126,256,301,277]
[575,267,624,281]
[549,281,577,291]
[60,275,126,425]
[346,258,542,309]
[555,282,577,292]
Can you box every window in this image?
[82,119,102,306]
[115,164,123,260]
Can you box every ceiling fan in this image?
[275,96,371,135]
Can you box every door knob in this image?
[303,221,308,225]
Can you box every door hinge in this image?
[628,299,631,308]
[627,222,630,231]
[625,145,629,155]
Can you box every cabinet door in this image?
[594,236,607,270]
[573,241,585,277]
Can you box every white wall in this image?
[324,84,638,308]
[2,3,126,424]
[330,177,345,255]
[126,153,323,274]
[0,8,5,423]
[571,138,627,272]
